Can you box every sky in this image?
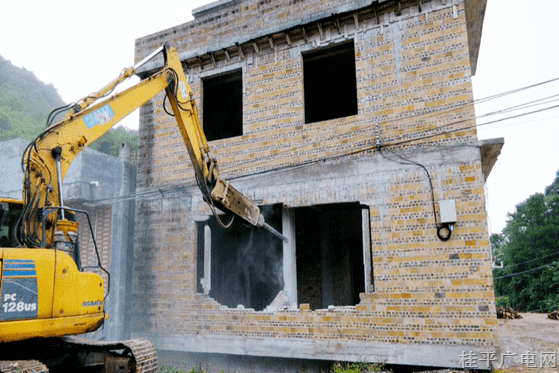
[1,0,558,234]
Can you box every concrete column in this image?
[282,207,297,307]
[362,206,373,293]
[106,154,136,340]
[319,212,334,309]
[203,224,211,294]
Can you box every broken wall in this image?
[132,0,496,368]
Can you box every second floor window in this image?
[303,41,358,124]
[203,69,243,141]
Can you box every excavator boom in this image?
[19,43,286,249]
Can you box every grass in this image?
[160,364,215,373]
[331,361,391,372]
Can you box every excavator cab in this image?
[1,197,86,271]
[0,199,23,248]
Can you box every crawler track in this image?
[0,360,48,373]
[0,337,158,373]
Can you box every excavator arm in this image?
[18,43,286,250]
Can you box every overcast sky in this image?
[1,0,558,234]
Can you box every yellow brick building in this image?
[132,0,502,370]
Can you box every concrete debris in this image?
[264,290,296,312]
[497,306,523,319]
[548,310,559,320]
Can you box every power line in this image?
[233,100,559,177]
[377,90,559,141]
[494,250,559,271]
[82,76,559,206]
[385,103,559,148]
[222,77,559,176]
[480,95,559,116]
[494,261,558,280]
[86,99,559,207]
[478,114,559,131]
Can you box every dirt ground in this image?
[495,312,559,372]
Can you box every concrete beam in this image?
[479,137,504,181]
[142,333,492,369]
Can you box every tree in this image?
[90,125,139,163]
[0,55,66,141]
[0,54,138,162]
[490,233,505,262]
[493,172,559,312]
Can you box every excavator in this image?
[0,43,287,372]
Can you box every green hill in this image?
[0,55,138,161]
[0,55,66,141]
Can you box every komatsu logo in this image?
[83,300,103,307]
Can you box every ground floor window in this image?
[295,203,369,310]
[196,202,372,312]
[196,205,284,311]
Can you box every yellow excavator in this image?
[0,43,286,372]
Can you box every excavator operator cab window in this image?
[0,201,23,248]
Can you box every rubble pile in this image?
[496,306,523,319]
[548,310,559,320]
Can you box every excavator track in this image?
[0,360,48,373]
[60,336,159,372]
[0,337,158,373]
[121,339,159,373]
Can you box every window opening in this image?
[202,69,243,141]
[196,204,284,311]
[295,202,365,310]
[302,41,358,124]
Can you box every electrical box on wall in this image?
[439,199,457,224]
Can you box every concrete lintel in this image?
[479,137,504,181]
[141,333,492,369]
[227,145,482,200]
[191,215,211,222]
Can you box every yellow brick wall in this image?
[132,0,497,360]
